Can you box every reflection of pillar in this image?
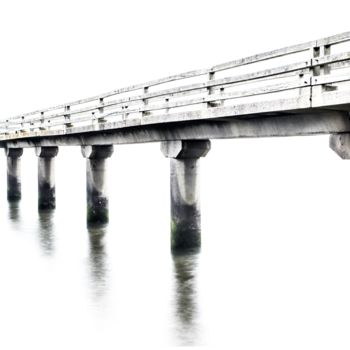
[161,140,211,251]
[81,145,114,224]
[38,210,55,255]
[35,147,59,210]
[6,148,23,201]
[172,251,199,346]
[8,200,20,222]
[88,225,108,299]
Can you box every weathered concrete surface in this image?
[2,111,350,149]
[81,145,114,224]
[35,146,59,209]
[329,134,350,159]
[162,140,210,251]
[5,148,23,201]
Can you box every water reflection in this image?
[8,200,20,222]
[38,209,55,255]
[87,223,108,300]
[172,250,200,346]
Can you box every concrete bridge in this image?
[2,31,350,251]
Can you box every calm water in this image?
[1,138,350,349]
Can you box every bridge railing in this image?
[1,31,350,139]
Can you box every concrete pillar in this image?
[81,145,114,224]
[35,147,59,210]
[161,140,211,251]
[5,148,23,201]
[330,134,350,159]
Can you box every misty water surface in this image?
[1,138,350,349]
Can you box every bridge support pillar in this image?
[5,148,23,201]
[329,134,350,159]
[81,145,114,224]
[35,147,59,210]
[161,140,211,251]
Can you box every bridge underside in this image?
[1,108,350,148]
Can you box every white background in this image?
[1,0,350,349]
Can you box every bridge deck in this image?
[2,31,350,147]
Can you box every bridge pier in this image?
[35,147,59,210]
[161,140,211,251]
[5,148,23,201]
[329,134,350,159]
[81,145,114,224]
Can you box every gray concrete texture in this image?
[5,148,23,201]
[36,147,59,210]
[162,140,210,251]
[81,145,114,224]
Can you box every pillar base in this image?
[86,187,109,224]
[38,182,56,210]
[170,195,201,251]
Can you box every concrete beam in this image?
[161,140,211,251]
[81,145,114,224]
[1,111,350,149]
[81,145,114,159]
[161,140,211,159]
[35,146,59,210]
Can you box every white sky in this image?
[0,0,349,118]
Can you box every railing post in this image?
[142,86,150,117]
[207,71,216,108]
[98,98,106,123]
[161,140,211,251]
[312,43,332,95]
[5,119,9,135]
[165,98,170,114]
[39,112,46,130]
[122,105,129,120]
[219,86,225,106]
[20,116,25,132]
[98,98,104,114]
[207,71,223,108]
[29,121,34,132]
[81,145,114,224]
[35,147,59,210]
[64,105,73,127]
[5,148,23,201]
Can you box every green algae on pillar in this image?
[35,146,59,210]
[5,148,23,201]
[81,145,114,224]
[161,140,211,251]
